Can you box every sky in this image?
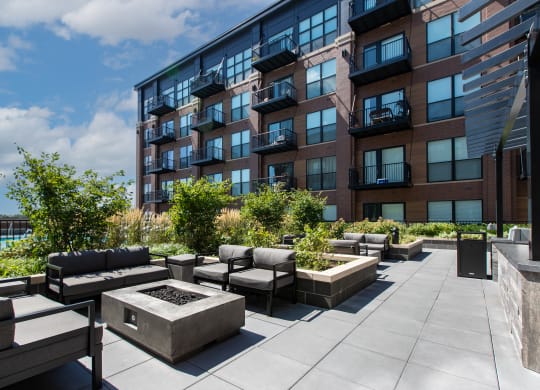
[0,0,275,215]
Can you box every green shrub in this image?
[328,218,347,239]
[244,222,279,248]
[287,189,326,233]
[0,256,46,277]
[149,243,192,257]
[215,208,247,245]
[294,224,331,271]
[241,185,288,234]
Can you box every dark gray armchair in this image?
[228,248,296,316]
[193,245,253,290]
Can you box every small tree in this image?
[241,185,288,234]
[7,147,131,254]
[288,189,326,233]
[169,178,231,253]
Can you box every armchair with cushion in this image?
[192,245,253,290]
[228,248,296,316]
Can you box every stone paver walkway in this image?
[7,249,540,389]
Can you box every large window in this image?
[299,5,337,54]
[428,200,482,222]
[231,92,250,122]
[161,180,173,200]
[427,12,481,62]
[307,156,336,190]
[427,137,482,182]
[206,173,223,183]
[306,107,336,145]
[363,34,405,69]
[179,113,192,138]
[231,130,250,159]
[363,89,405,127]
[306,59,336,99]
[143,155,151,175]
[179,145,192,169]
[161,120,175,138]
[427,74,464,121]
[143,128,152,148]
[206,137,223,160]
[232,169,250,196]
[323,205,337,221]
[176,77,194,107]
[364,203,405,222]
[227,48,252,85]
[364,146,405,184]
[162,150,175,170]
[144,183,151,198]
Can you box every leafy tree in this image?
[241,184,288,234]
[6,147,131,254]
[288,189,326,233]
[169,178,232,253]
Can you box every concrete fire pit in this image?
[102,279,245,363]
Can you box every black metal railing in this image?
[190,70,224,96]
[179,156,192,169]
[349,99,410,128]
[147,122,175,142]
[253,35,296,59]
[252,128,297,149]
[350,0,395,15]
[349,162,411,187]
[145,158,176,174]
[252,81,297,106]
[143,190,172,203]
[0,219,32,247]
[350,35,411,72]
[252,175,296,192]
[191,107,225,130]
[191,146,224,163]
[147,94,175,113]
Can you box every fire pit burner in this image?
[140,285,207,306]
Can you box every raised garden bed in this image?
[387,239,423,260]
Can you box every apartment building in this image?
[134,0,527,223]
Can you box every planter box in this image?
[387,239,423,260]
[295,255,378,309]
[421,238,457,250]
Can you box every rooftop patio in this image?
[6,249,540,390]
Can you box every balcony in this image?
[144,190,172,204]
[147,95,176,116]
[349,163,411,190]
[147,124,176,145]
[190,70,225,99]
[251,128,297,155]
[145,159,176,175]
[348,0,411,34]
[252,36,298,73]
[251,81,297,114]
[251,175,297,192]
[190,108,225,133]
[190,146,225,166]
[349,35,411,85]
[349,99,411,138]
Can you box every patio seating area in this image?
[4,249,540,389]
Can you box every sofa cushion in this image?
[48,250,107,276]
[218,245,253,264]
[50,272,124,298]
[194,263,247,283]
[0,297,14,351]
[329,239,359,248]
[343,233,365,242]
[253,248,295,270]
[365,234,388,245]
[167,254,198,266]
[360,243,386,252]
[106,246,149,270]
[0,281,27,297]
[229,268,294,291]
[115,265,169,286]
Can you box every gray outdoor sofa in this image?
[0,279,102,389]
[46,246,169,303]
[329,232,389,257]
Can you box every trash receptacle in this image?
[457,231,487,279]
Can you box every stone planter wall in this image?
[387,239,423,260]
[295,255,378,309]
[421,238,457,250]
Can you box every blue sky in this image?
[0,0,274,215]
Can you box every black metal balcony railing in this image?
[178,156,192,169]
[349,162,411,190]
[145,158,176,175]
[190,108,226,133]
[251,128,298,155]
[147,123,176,145]
[144,190,172,204]
[0,219,32,246]
[348,0,411,34]
[252,81,297,114]
[252,35,298,73]
[349,98,411,137]
[190,146,225,166]
[147,95,176,116]
[251,175,297,192]
[190,70,225,98]
[349,36,411,85]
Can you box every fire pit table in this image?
[101,279,245,363]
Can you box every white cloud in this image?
[0,35,32,71]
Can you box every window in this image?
[231,130,250,159]
[268,118,293,143]
[427,74,464,121]
[161,120,175,138]
[176,77,194,107]
[306,107,336,145]
[299,5,337,54]
[179,177,192,184]
[232,169,250,196]
[160,85,174,102]
[323,205,337,221]
[179,145,192,169]
[144,183,151,197]
[179,113,192,138]
[162,150,174,170]
[143,128,152,147]
[206,173,223,183]
[427,12,481,62]
[143,155,151,175]
[205,102,224,123]
[206,137,223,160]
[363,89,405,127]
[427,137,482,182]
[363,146,405,184]
[143,97,152,120]
[364,203,405,222]
[231,92,249,122]
[428,200,482,222]
[363,34,405,69]
[227,48,252,85]
[307,156,336,190]
[306,59,336,99]
[269,162,293,181]
[161,180,173,199]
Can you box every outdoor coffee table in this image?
[102,279,245,363]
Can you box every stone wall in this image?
[387,239,423,260]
